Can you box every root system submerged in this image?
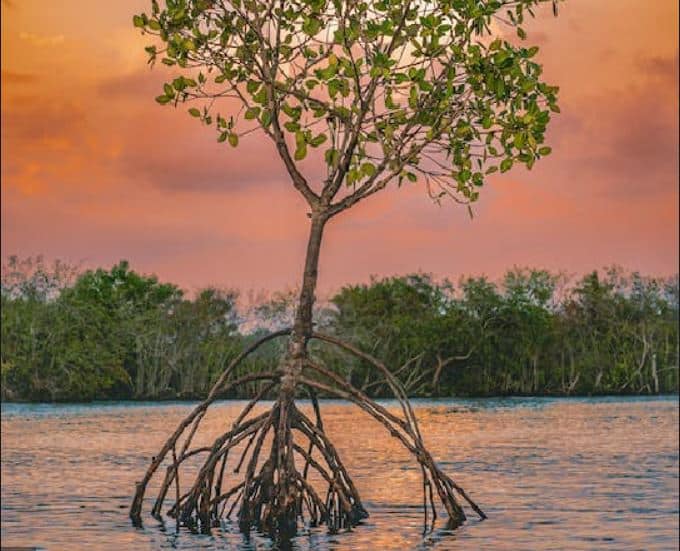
[130,329,486,539]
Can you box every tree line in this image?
[1,256,677,402]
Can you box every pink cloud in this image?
[1,0,677,295]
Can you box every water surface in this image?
[2,396,678,550]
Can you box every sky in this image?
[2,0,678,297]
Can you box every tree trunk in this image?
[293,214,328,343]
[651,352,659,394]
[271,213,328,535]
[594,369,603,391]
[280,213,328,395]
[567,347,578,394]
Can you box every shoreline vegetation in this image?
[2,256,678,403]
[2,394,678,407]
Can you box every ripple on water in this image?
[1,396,678,550]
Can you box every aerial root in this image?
[310,332,486,523]
[143,394,365,535]
[130,329,484,538]
[130,328,292,524]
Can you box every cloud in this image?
[1,102,86,145]
[19,32,65,47]
[97,69,163,100]
[112,118,291,193]
[1,70,37,84]
[638,51,679,84]
[94,67,324,193]
[551,72,678,200]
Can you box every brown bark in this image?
[293,213,328,343]
[277,212,329,401]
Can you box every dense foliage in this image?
[2,257,677,401]
[133,0,559,213]
[328,270,679,396]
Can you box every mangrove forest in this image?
[2,256,677,403]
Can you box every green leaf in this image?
[281,103,296,118]
[408,86,418,109]
[361,162,376,178]
[495,78,506,97]
[500,158,513,173]
[188,108,201,117]
[472,172,484,186]
[252,88,267,104]
[133,15,145,28]
[244,107,261,120]
[328,80,340,99]
[538,146,552,156]
[310,133,327,147]
[155,95,171,105]
[459,169,472,182]
[294,143,307,161]
[228,133,239,147]
[302,17,322,36]
[324,148,339,167]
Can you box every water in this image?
[1,396,678,550]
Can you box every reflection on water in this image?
[1,396,678,550]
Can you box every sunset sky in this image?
[2,0,678,297]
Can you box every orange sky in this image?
[2,0,678,296]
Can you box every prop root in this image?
[130,329,484,538]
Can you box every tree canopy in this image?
[133,0,559,214]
